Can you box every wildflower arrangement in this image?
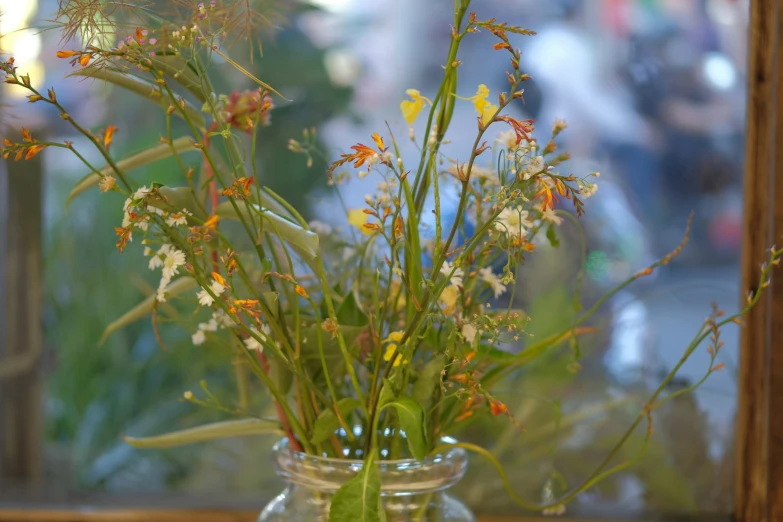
[2,1,780,519]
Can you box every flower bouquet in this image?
[2,1,779,520]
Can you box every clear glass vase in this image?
[258,436,475,522]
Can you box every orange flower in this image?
[295,285,309,299]
[533,178,557,211]
[496,115,534,144]
[327,134,389,178]
[56,50,80,58]
[204,215,219,229]
[24,145,45,160]
[103,125,117,149]
[20,127,33,143]
[78,54,91,67]
[234,299,261,319]
[211,271,228,288]
[221,176,255,199]
[489,398,508,416]
[223,90,273,133]
[371,132,385,150]
[114,226,132,253]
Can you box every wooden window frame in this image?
[1,0,782,520]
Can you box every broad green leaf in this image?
[66,138,198,208]
[382,398,427,461]
[336,290,369,327]
[99,277,197,345]
[216,201,319,259]
[300,324,365,381]
[267,352,294,395]
[310,398,362,444]
[546,223,560,248]
[377,378,396,410]
[476,343,516,363]
[148,55,205,102]
[68,68,205,129]
[412,357,444,407]
[123,418,281,448]
[147,186,208,220]
[329,452,386,522]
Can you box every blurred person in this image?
[621,0,744,261]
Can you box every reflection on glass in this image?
[1,0,747,518]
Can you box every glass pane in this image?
[1,0,748,518]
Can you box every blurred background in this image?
[0,0,748,518]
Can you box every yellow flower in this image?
[439,284,459,315]
[462,84,498,126]
[383,344,408,367]
[400,89,431,126]
[384,331,404,344]
[348,208,374,236]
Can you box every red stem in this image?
[255,350,303,452]
[204,121,220,273]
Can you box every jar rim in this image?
[273,429,466,466]
[272,429,468,494]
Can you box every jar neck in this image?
[273,436,468,495]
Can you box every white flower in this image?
[133,185,151,200]
[166,209,192,227]
[192,330,206,345]
[495,129,518,151]
[541,208,563,226]
[495,206,533,238]
[157,274,170,302]
[580,182,598,198]
[144,247,153,257]
[461,323,478,343]
[308,220,333,236]
[149,255,163,270]
[196,280,226,307]
[213,309,235,329]
[526,155,545,177]
[199,318,219,332]
[162,247,186,279]
[244,324,271,353]
[479,267,507,298]
[149,244,173,270]
[357,170,368,179]
[440,260,464,287]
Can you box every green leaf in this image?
[123,418,282,448]
[147,186,208,220]
[66,138,198,208]
[546,223,560,248]
[68,68,205,129]
[148,55,205,101]
[382,397,427,461]
[310,398,362,445]
[329,452,386,522]
[267,353,294,395]
[99,277,198,345]
[378,378,396,410]
[476,343,516,363]
[215,201,319,259]
[412,357,444,407]
[299,324,365,381]
[336,290,369,327]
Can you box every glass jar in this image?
[258,436,475,522]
